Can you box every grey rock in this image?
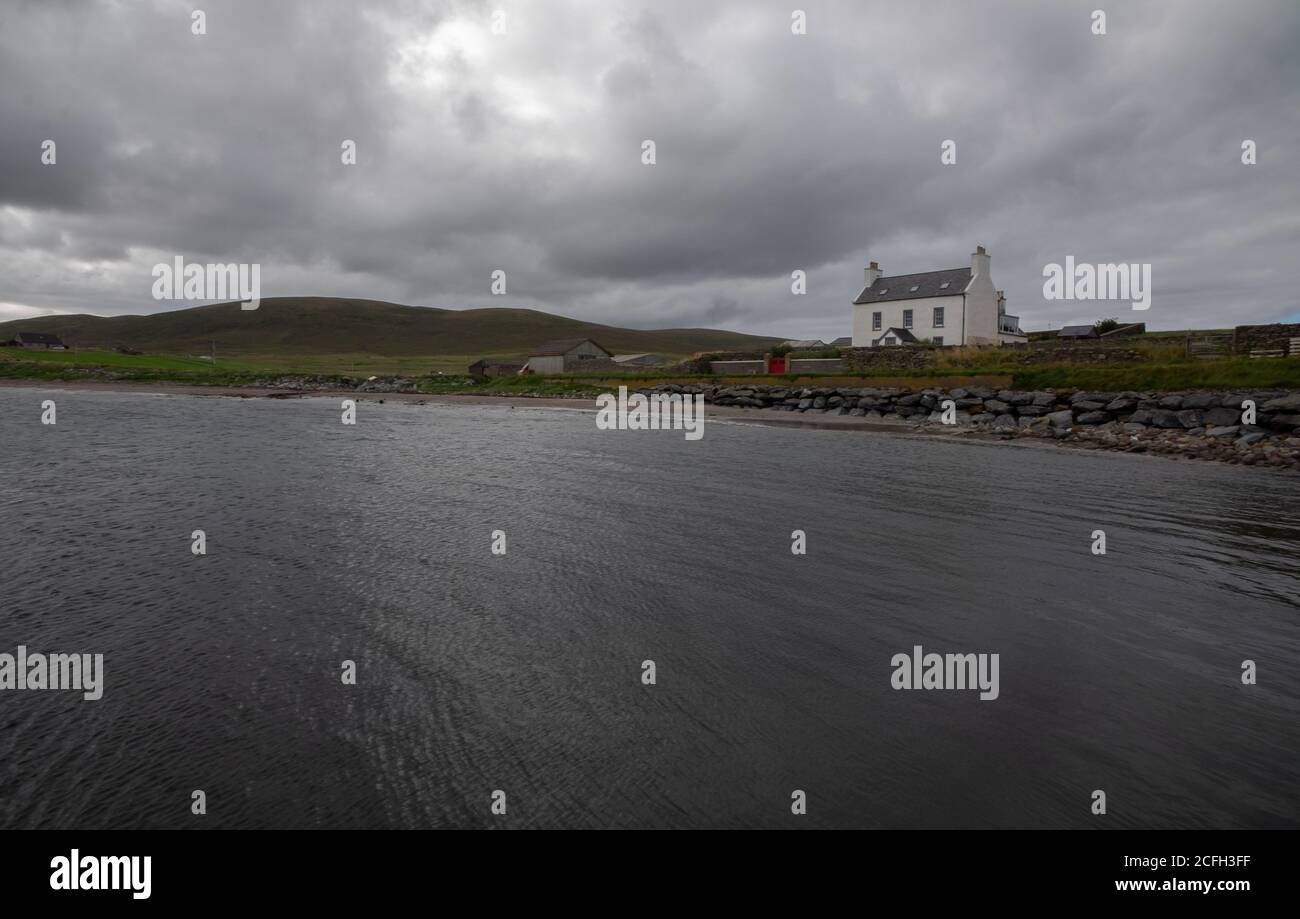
[1046,410,1075,428]
[1203,407,1241,426]
[971,412,995,423]
[1262,394,1300,413]
[1181,393,1218,409]
[1070,391,1118,405]
[1237,433,1267,446]
[1076,411,1111,425]
[1031,391,1056,407]
[985,399,1010,414]
[1105,395,1140,412]
[1150,409,1184,429]
[1158,395,1184,410]
[992,414,1018,428]
[1207,425,1240,438]
[1177,409,1204,429]
[1128,409,1154,425]
[1122,423,1147,433]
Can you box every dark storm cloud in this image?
[1,0,1297,336]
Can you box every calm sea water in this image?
[0,387,1296,829]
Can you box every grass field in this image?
[2,346,1297,394]
[0,348,232,371]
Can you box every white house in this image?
[851,246,1025,347]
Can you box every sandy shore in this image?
[0,379,927,434]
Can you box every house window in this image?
[933,306,945,328]
[903,309,913,329]
[933,336,943,346]
[884,336,897,345]
[872,312,881,331]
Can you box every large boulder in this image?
[985,399,1010,414]
[1177,409,1205,429]
[1203,407,1241,427]
[1181,392,1219,409]
[1046,409,1075,428]
[1150,409,1184,428]
[1070,391,1118,405]
[1262,394,1300,413]
[1076,411,1111,425]
[1158,394,1184,410]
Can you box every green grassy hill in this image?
[0,298,779,358]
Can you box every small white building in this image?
[851,245,1025,347]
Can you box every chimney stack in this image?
[971,245,990,279]
[864,260,882,288]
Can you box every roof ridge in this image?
[877,267,970,281]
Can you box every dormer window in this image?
[909,285,919,292]
[878,289,888,295]
[939,281,950,289]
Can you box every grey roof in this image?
[874,327,919,344]
[15,331,64,345]
[468,358,524,369]
[529,337,611,357]
[854,268,970,304]
[1098,322,1145,337]
[1057,325,1098,338]
[781,339,825,349]
[828,336,852,347]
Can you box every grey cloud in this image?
[0,0,1296,338]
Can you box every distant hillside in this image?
[0,298,780,357]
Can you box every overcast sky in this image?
[2,0,1297,339]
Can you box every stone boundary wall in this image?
[788,358,846,373]
[1234,323,1300,355]
[710,360,766,375]
[841,347,934,371]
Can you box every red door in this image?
[768,356,786,373]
